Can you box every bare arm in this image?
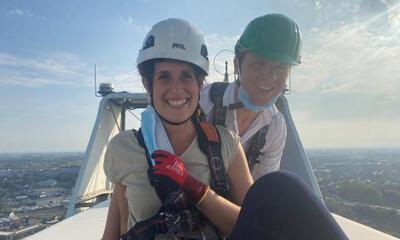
[102,183,128,240]
[197,144,253,235]
[228,144,254,205]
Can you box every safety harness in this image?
[121,118,229,240]
[209,81,270,172]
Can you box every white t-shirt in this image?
[199,81,287,180]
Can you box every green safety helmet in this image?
[235,13,302,66]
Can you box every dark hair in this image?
[234,44,249,69]
[138,59,206,91]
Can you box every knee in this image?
[247,171,307,200]
[256,170,304,187]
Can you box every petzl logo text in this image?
[172,43,186,49]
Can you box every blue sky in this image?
[1,0,400,152]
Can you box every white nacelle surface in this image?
[26,200,399,240]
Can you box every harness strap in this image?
[134,129,156,192]
[134,129,152,169]
[198,122,219,143]
[210,82,229,126]
[194,121,230,198]
[246,125,269,172]
[210,81,271,173]
[228,102,244,110]
[121,213,167,240]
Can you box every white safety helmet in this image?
[137,18,209,75]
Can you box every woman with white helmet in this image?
[102,18,252,240]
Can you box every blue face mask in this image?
[238,86,279,112]
[140,106,175,166]
[141,106,157,165]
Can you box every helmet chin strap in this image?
[229,68,245,110]
[156,112,193,126]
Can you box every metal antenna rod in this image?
[223,61,229,83]
[94,64,99,97]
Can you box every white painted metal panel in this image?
[27,201,399,240]
[26,201,108,240]
[66,92,146,217]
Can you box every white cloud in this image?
[312,0,391,26]
[7,9,33,17]
[121,16,133,24]
[6,8,44,19]
[0,51,146,93]
[294,20,400,104]
[119,16,129,24]
[120,16,150,33]
[97,70,145,93]
[291,110,313,122]
[0,52,86,75]
[376,93,400,104]
[297,118,400,147]
[0,52,91,87]
[319,82,355,94]
[0,74,77,87]
[206,34,239,49]
[387,0,400,28]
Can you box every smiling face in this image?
[237,52,290,106]
[151,60,201,125]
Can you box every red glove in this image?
[152,150,209,205]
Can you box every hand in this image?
[152,150,209,205]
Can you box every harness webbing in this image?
[209,82,229,126]
[121,213,166,240]
[194,121,230,198]
[246,125,269,172]
[135,129,152,168]
[209,82,270,173]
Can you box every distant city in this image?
[0,148,399,239]
[0,152,81,239]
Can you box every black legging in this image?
[229,171,348,240]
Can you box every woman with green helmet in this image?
[200,13,301,180]
[197,13,346,240]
